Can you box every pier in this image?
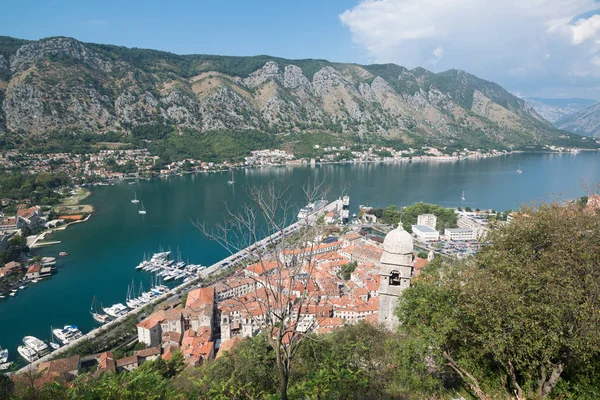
[17,200,341,373]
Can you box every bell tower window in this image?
[389,271,401,286]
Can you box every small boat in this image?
[49,326,61,350]
[17,346,39,363]
[103,303,128,318]
[9,292,16,297]
[59,252,68,256]
[23,336,49,354]
[227,169,235,185]
[461,190,466,202]
[131,192,140,204]
[138,202,147,215]
[18,285,27,290]
[0,346,8,363]
[31,279,39,283]
[0,362,13,371]
[91,296,111,324]
[517,165,522,174]
[92,313,111,324]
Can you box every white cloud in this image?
[340,0,600,97]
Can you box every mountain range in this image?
[0,36,590,151]
[523,97,600,138]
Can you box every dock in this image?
[16,200,340,374]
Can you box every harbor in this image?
[2,152,600,366]
[15,198,337,372]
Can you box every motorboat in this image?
[103,303,128,318]
[0,347,8,363]
[18,346,39,363]
[23,336,49,354]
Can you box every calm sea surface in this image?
[1,152,600,362]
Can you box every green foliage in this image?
[148,129,279,163]
[0,173,69,207]
[0,373,14,399]
[339,261,358,280]
[131,124,175,141]
[67,368,175,400]
[194,334,278,399]
[397,203,600,399]
[0,131,127,154]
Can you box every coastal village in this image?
[9,193,597,382]
[0,144,582,181]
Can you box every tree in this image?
[196,179,340,400]
[400,202,457,232]
[381,205,401,226]
[0,374,14,400]
[396,203,600,399]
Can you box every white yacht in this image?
[23,336,49,354]
[0,347,8,364]
[17,346,39,363]
[297,199,328,220]
[131,192,140,204]
[103,303,128,318]
[52,325,81,345]
[138,202,147,215]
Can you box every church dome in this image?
[382,226,414,255]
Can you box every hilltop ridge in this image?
[0,36,588,150]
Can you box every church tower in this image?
[378,226,414,330]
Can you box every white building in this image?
[378,226,414,331]
[417,214,437,229]
[444,228,476,241]
[411,224,440,241]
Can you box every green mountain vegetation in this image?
[0,35,595,160]
[3,201,599,399]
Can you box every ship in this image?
[0,346,8,364]
[23,336,49,357]
[17,346,39,363]
[297,199,328,220]
[103,303,128,318]
[52,325,83,345]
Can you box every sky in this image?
[2,0,600,99]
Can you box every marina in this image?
[2,152,600,365]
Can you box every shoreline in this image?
[29,214,93,249]
[145,148,590,180]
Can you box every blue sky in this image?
[2,0,600,99]
[0,0,360,61]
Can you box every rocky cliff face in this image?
[556,102,600,138]
[525,97,596,124]
[0,36,563,148]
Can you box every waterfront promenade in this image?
[17,200,341,373]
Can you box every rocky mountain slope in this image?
[556,101,600,138]
[525,97,596,123]
[0,36,576,149]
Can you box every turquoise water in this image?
[1,152,600,362]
